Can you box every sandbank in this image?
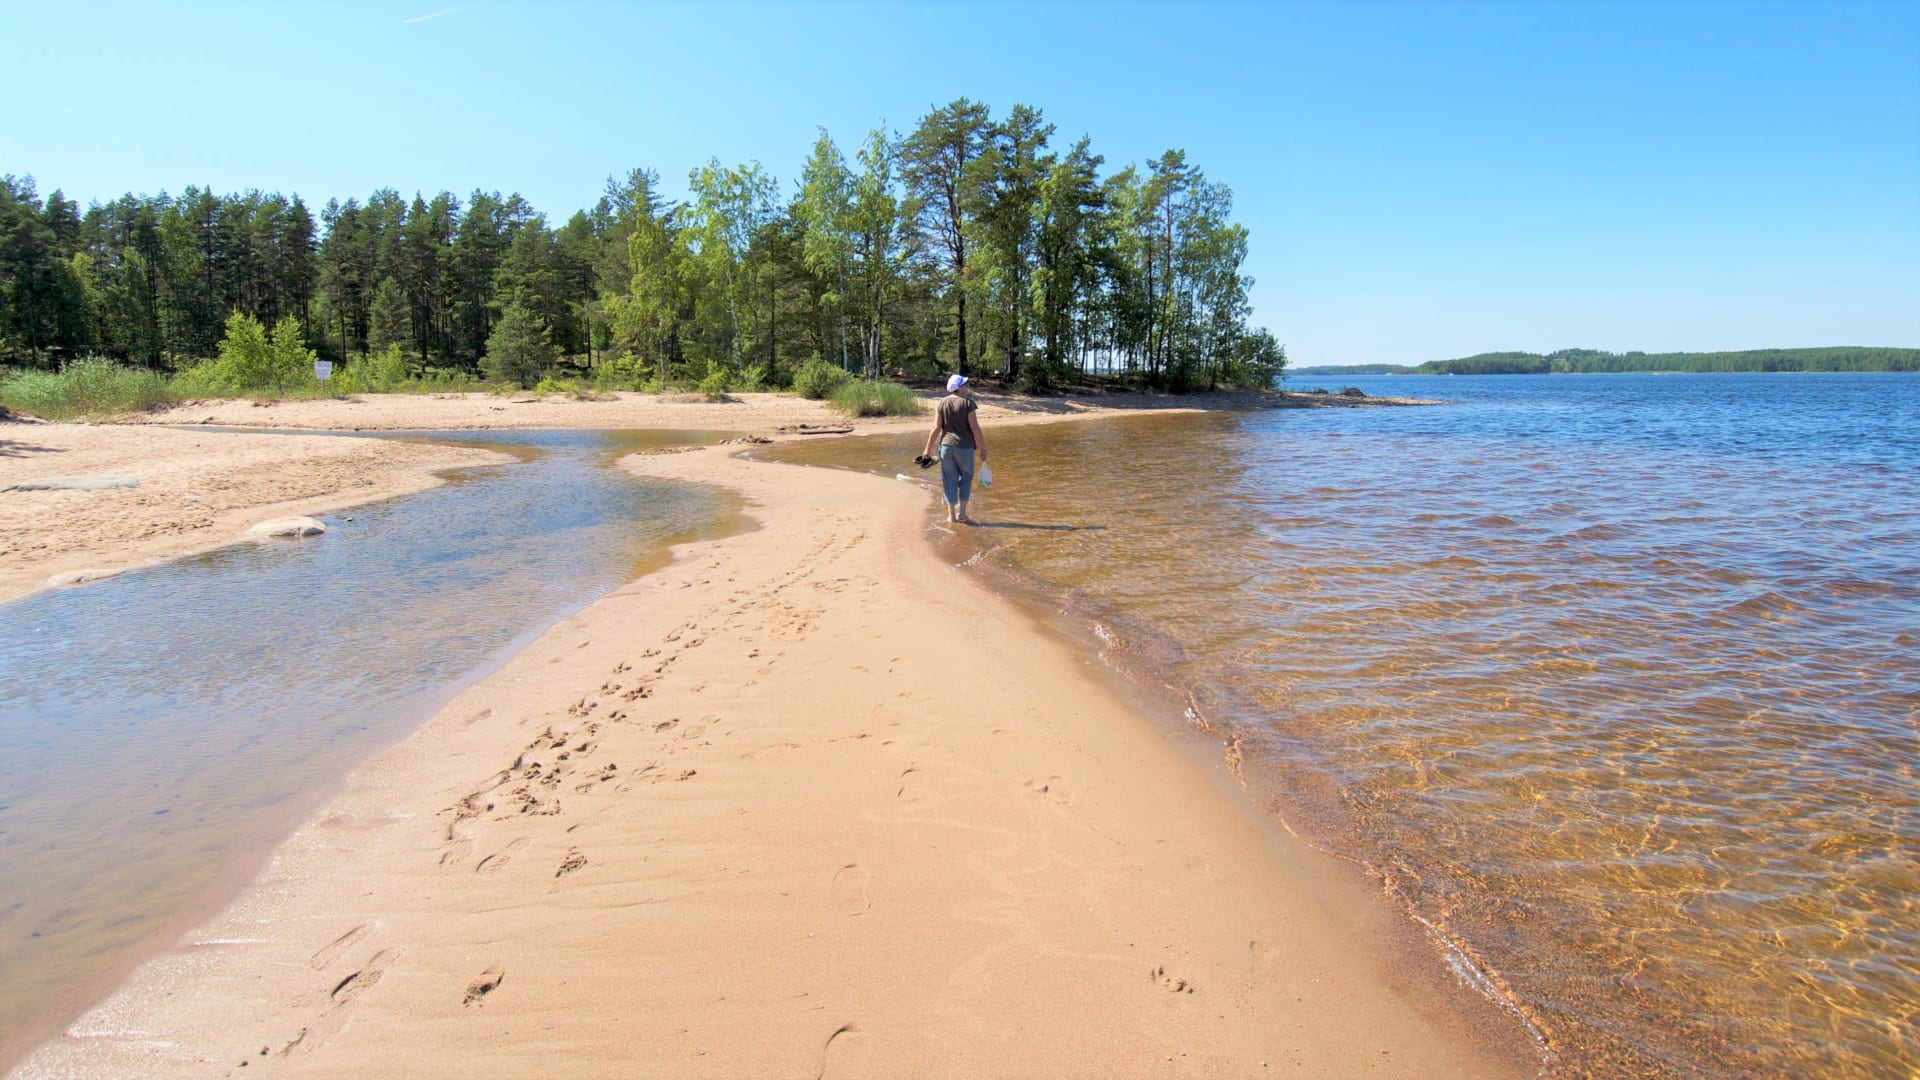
[12,412,1533,1077]
[4,387,1519,1076]
[0,423,507,605]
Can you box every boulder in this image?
[248,517,327,539]
[3,474,140,492]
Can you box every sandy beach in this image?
[5,391,1531,1077]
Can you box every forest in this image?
[0,99,1285,394]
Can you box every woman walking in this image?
[920,374,987,526]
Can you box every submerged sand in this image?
[5,390,1527,1077]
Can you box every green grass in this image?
[829,380,923,417]
[0,359,172,420]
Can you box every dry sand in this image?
[8,390,1531,1078]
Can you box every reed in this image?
[0,359,172,420]
[829,380,922,417]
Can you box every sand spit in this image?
[116,386,1427,435]
[0,424,506,604]
[1,387,1422,606]
[14,433,1530,1078]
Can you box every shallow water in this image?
[0,428,741,1066]
[762,374,1920,1078]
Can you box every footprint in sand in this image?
[476,837,530,874]
[894,765,922,802]
[817,1022,869,1080]
[308,924,370,971]
[1248,939,1277,983]
[1150,964,1196,994]
[439,836,476,868]
[330,948,403,1005]
[555,848,588,877]
[463,964,506,1006]
[829,864,871,915]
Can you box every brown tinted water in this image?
[0,428,744,1069]
[760,374,1920,1078]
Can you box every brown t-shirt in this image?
[937,394,977,448]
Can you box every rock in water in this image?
[248,517,327,539]
[3,474,140,492]
[47,568,127,588]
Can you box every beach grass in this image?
[829,379,922,417]
[0,359,173,420]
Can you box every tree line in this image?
[0,98,1285,392]
[1293,347,1918,376]
[1417,348,1918,374]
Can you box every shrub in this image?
[697,366,734,400]
[169,357,245,396]
[0,358,171,420]
[592,351,650,392]
[361,344,412,391]
[792,356,852,400]
[738,363,773,392]
[829,379,922,418]
[210,312,317,395]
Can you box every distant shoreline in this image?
[1293,346,1918,377]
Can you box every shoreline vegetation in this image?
[2,96,1287,415]
[1293,345,1919,376]
[0,392,1541,1077]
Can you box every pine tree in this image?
[482,302,554,387]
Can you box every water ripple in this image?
[765,373,1920,1078]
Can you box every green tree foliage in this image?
[686,159,778,371]
[605,170,687,386]
[850,127,915,380]
[6,100,1302,391]
[210,311,315,393]
[796,129,855,371]
[899,98,992,377]
[482,302,555,387]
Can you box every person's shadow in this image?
[0,437,62,459]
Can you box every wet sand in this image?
[7,389,1528,1077]
[0,425,507,605]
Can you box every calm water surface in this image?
[0,428,741,1067]
[764,374,1919,1078]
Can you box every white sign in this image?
[314,360,333,381]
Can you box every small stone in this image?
[247,516,326,539]
[46,568,125,589]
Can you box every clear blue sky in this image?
[4,0,1915,366]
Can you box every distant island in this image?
[1293,346,1918,377]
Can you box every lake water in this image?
[0,428,742,1069]
[761,374,1920,1078]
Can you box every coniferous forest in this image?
[0,99,1286,393]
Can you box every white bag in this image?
[978,462,993,488]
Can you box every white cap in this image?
[947,374,969,392]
